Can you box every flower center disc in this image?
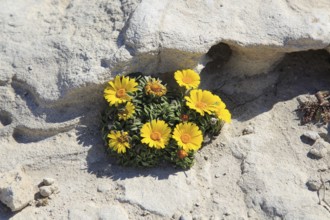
[150,131,162,141]
[118,135,128,143]
[119,109,129,116]
[150,83,162,92]
[181,134,191,144]
[196,101,207,109]
[116,89,126,98]
[182,76,193,84]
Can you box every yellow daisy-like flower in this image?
[215,108,231,123]
[118,102,135,121]
[140,119,171,149]
[174,69,200,89]
[212,94,231,123]
[213,94,226,109]
[185,89,218,116]
[145,78,167,96]
[108,130,130,153]
[173,122,203,151]
[104,75,138,106]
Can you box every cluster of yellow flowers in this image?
[103,69,231,167]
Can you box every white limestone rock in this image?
[98,205,129,220]
[1,0,330,106]
[42,177,55,186]
[1,1,330,219]
[306,179,321,191]
[118,169,199,217]
[0,167,35,212]
[68,204,129,220]
[39,185,58,198]
[124,0,330,75]
[309,139,329,158]
[303,131,320,141]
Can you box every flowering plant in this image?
[101,69,231,169]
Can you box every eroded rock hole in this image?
[204,42,232,73]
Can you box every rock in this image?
[39,186,52,197]
[296,95,316,105]
[309,148,327,158]
[180,214,193,220]
[10,208,49,220]
[0,0,329,110]
[42,178,55,186]
[1,1,330,220]
[306,179,321,191]
[97,185,110,193]
[68,204,129,220]
[125,0,330,75]
[303,131,320,141]
[39,185,58,197]
[98,205,129,220]
[68,208,95,220]
[118,169,199,217]
[0,167,35,212]
[242,126,255,135]
[309,139,329,158]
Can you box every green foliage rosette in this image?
[101,69,231,169]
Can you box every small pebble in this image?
[303,131,320,141]
[309,148,327,158]
[39,185,58,197]
[39,186,52,197]
[242,126,254,135]
[97,185,110,193]
[309,139,329,158]
[43,178,55,186]
[306,179,321,191]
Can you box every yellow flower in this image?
[215,108,231,123]
[145,78,167,96]
[173,122,203,151]
[118,102,135,121]
[108,130,130,153]
[185,89,218,116]
[140,120,171,149]
[213,94,226,109]
[104,75,138,106]
[174,69,200,89]
[213,94,231,123]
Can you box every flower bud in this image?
[177,149,188,159]
[181,114,189,121]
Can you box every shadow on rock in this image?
[203,49,330,122]
[300,135,316,146]
[0,202,14,220]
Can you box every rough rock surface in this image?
[68,204,129,220]
[0,167,35,212]
[1,0,330,219]
[117,169,200,217]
